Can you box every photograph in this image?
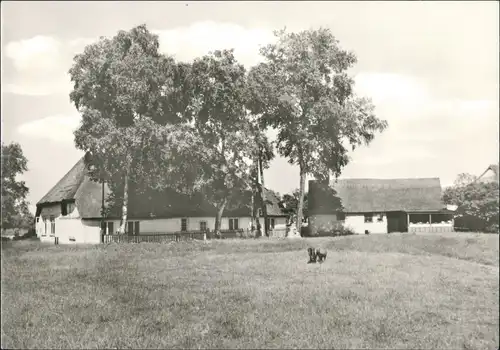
[1,1,498,349]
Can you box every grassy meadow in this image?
[1,233,499,349]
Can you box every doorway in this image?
[386,212,408,233]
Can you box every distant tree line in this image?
[1,142,34,235]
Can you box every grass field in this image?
[1,233,499,349]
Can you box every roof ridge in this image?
[37,157,86,205]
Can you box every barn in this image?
[308,178,455,235]
[35,157,287,244]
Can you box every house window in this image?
[364,213,373,223]
[50,216,56,235]
[107,222,115,235]
[229,218,239,231]
[199,221,207,232]
[181,218,188,232]
[44,219,48,236]
[127,221,140,235]
[376,213,384,222]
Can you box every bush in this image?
[310,225,356,237]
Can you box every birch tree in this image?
[247,28,388,235]
[69,25,199,234]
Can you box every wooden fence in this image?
[102,227,289,244]
[103,231,206,244]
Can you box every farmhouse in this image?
[35,157,287,244]
[308,178,455,235]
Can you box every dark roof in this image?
[309,177,445,214]
[264,190,285,216]
[37,157,286,219]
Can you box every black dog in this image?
[307,247,327,263]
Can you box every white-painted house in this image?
[35,157,287,244]
[308,178,455,235]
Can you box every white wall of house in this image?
[36,203,101,244]
[309,213,388,234]
[344,213,387,234]
[100,216,288,235]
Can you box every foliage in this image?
[1,142,33,230]
[247,27,388,231]
[442,173,499,233]
[282,189,308,219]
[69,25,202,232]
[182,49,261,232]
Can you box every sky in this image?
[1,1,499,214]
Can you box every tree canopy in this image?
[443,174,499,233]
[247,28,388,232]
[1,142,33,231]
[282,189,308,221]
[184,49,264,233]
[69,25,203,233]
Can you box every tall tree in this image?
[69,25,199,234]
[247,28,388,235]
[186,49,258,235]
[1,142,32,232]
[250,124,274,236]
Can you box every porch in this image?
[407,211,454,233]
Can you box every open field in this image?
[1,233,499,349]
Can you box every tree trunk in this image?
[118,167,129,235]
[254,155,262,236]
[259,151,269,237]
[250,186,255,231]
[214,198,227,237]
[296,165,306,236]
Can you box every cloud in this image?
[154,21,274,67]
[17,114,81,143]
[5,35,61,71]
[349,71,499,168]
[3,35,73,96]
[3,22,274,96]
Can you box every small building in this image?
[308,177,454,235]
[35,157,287,244]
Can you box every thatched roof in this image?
[477,164,499,183]
[36,157,111,218]
[37,158,87,204]
[309,177,445,214]
[36,157,286,219]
